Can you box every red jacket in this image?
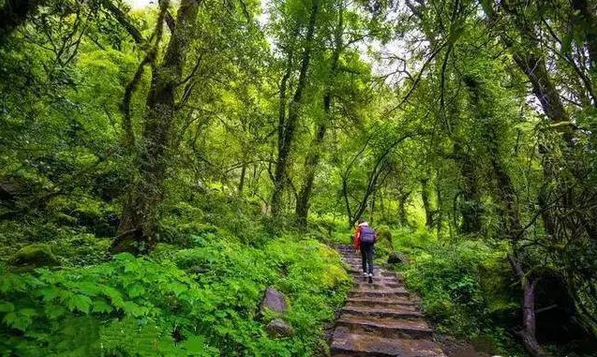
[353,223,376,250]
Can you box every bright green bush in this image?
[0,234,351,356]
[403,240,515,339]
[392,227,436,250]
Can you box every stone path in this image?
[329,245,446,357]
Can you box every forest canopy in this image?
[0,0,596,356]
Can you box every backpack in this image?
[360,226,376,243]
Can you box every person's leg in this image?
[361,247,367,274]
[366,243,374,275]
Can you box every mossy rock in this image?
[9,244,60,269]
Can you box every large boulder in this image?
[265,318,294,338]
[387,252,408,265]
[9,244,60,270]
[260,287,288,315]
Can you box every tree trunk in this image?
[482,1,573,141]
[398,191,411,227]
[421,178,434,229]
[435,169,443,236]
[454,142,482,235]
[512,52,572,140]
[271,0,319,216]
[296,5,343,226]
[271,45,294,213]
[295,123,326,225]
[239,161,247,193]
[509,254,547,357]
[370,192,376,225]
[465,75,547,357]
[112,0,200,255]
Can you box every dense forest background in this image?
[1,0,597,356]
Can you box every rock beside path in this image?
[266,318,295,338]
[260,287,288,315]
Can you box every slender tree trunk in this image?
[509,254,547,357]
[295,123,326,225]
[398,191,411,227]
[454,142,482,235]
[271,0,319,216]
[482,1,573,140]
[370,192,376,225]
[239,162,247,193]
[435,168,443,236]
[512,52,572,139]
[271,48,293,210]
[295,6,343,226]
[112,0,201,254]
[421,178,434,229]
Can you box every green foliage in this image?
[402,239,518,345]
[1,0,596,354]
[0,232,351,356]
[393,227,437,250]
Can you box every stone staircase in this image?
[329,245,446,357]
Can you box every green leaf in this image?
[3,311,31,331]
[114,253,135,262]
[67,294,92,313]
[127,283,145,298]
[78,282,101,297]
[122,301,144,317]
[45,304,67,319]
[103,287,124,308]
[18,308,38,317]
[183,335,205,354]
[169,282,187,297]
[0,302,15,313]
[36,287,59,302]
[91,299,113,313]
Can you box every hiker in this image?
[353,219,377,283]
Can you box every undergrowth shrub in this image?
[392,227,436,250]
[0,234,352,356]
[402,240,515,339]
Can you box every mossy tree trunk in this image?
[271,0,320,216]
[112,0,201,255]
[296,3,343,227]
[464,73,547,357]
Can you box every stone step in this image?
[346,297,416,309]
[345,300,417,311]
[350,278,401,288]
[380,270,399,278]
[335,316,433,340]
[349,288,410,299]
[346,267,401,278]
[337,250,356,256]
[341,305,422,320]
[330,245,444,357]
[346,268,384,277]
[352,281,403,289]
[341,255,359,259]
[331,327,445,357]
[349,271,401,281]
